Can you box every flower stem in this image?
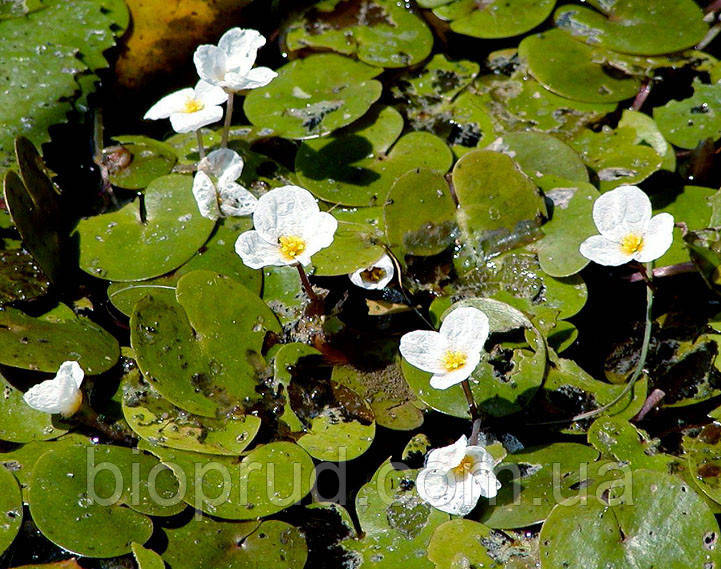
[572,266,654,422]
[296,263,318,302]
[221,92,234,148]
[461,379,480,422]
[196,130,206,160]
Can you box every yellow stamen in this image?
[442,350,467,372]
[183,99,204,113]
[453,454,475,475]
[620,234,644,256]
[361,267,386,283]
[279,235,307,260]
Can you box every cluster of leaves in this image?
[4,0,721,567]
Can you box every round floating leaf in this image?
[342,459,448,567]
[107,218,261,316]
[651,185,715,267]
[244,54,383,139]
[286,0,432,68]
[570,126,663,192]
[403,298,547,418]
[684,423,721,506]
[554,0,707,56]
[166,129,222,165]
[0,373,69,442]
[272,342,320,432]
[618,109,676,171]
[106,135,177,190]
[519,29,640,103]
[532,177,599,277]
[384,169,457,257]
[0,248,50,306]
[296,106,452,206]
[312,221,386,276]
[141,440,315,520]
[262,265,305,326]
[163,516,307,569]
[0,466,22,556]
[75,174,215,281]
[131,542,165,569]
[332,363,424,431]
[291,380,376,462]
[479,443,601,528]
[487,131,588,183]
[433,0,555,39]
[539,470,721,569]
[427,519,498,569]
[453,150,546,258]
[131,271,280,416]
[121,361,261,456]
[28,444,185,557]
[654,80,721,150]
[0,304,119,374]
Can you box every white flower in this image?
[144,80,228,133]
[194,28,277,93]
[234,185,337,269]
[416,435,501,516]
[400,307,489,390]
[192,148,257,220]
[349,253,395,290]
[579,185,674,266]
[23,361,84,417]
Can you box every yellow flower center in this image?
[620,234,644,256]
[361,267,386,283]
[279,235,307,260]
[453,454,475,475]
[183,99,204,113]
[442,350,468,372]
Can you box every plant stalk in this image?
[221,92,234,148]
[196,130,206,160]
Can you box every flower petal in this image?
[144,88,195,120]
[349,253,395,290]
[235,230,287,269]
[169,106,224,133]
[192,171,221,221]
[400,330,448,375]
[302,211,338,257]
[200,148,244,184]
[219,182,258,217]
[592,185,652,241]
[57,361,84,389]
[219,28,265,76]
[417,467,482,515]
[635,212,675,263]
[429,349,480,389]
[465,445,496,470]
[471,465,501,499]
[440,306,489,355]
[194,80,228,107]
[426,435,468,470]
[224,66,278,91]
[579,234,634,266]
[252,185,320,243]
[193,45,227,86]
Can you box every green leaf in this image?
[28,444,183,557]
[0,466,22,556]
[296,106,452,206]
[654,80,721,150]
[538,470,721,569]
[131,271,280,417]
[342,458,449,567]
[163,516,307,569]
[433,0,555,39]
[427,519,499,569]
[554,0,707,56]
[107,135,178,190]
[141,440,315,520]
[131,543,165,569]
[285,0,433,68]
[0,372,70,442]
[533,177,598,278]
[519,29,640,104]
[0,303,119,374]
[75,174,216,281]
[384,169,457,257]
[312,221,386,276]
[244,54,383,139]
